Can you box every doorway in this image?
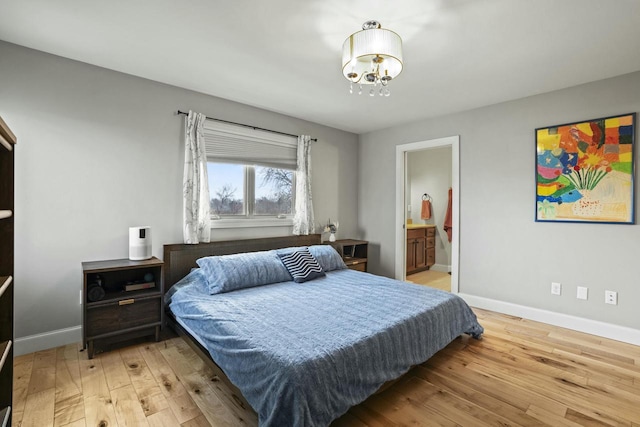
[395,136,460,294]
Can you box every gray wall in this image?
[0,41,359,340]
[407,147,452,269]
[360,71,640,330]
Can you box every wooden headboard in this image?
[163,234,322,291]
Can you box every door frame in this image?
[395,135,460,294]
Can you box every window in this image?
[208,163,244,215]
[254,165,294,216]
[202,120,298,226]
[208,162,294,218]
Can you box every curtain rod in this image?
[177,110,317,141]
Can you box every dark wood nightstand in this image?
[82,257,164,359]
[329,239,368,272]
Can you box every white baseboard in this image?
[14,295,640,354]
[459,293,640,347]
[430,263,450,273]
[14,325,82,356]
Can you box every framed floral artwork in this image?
[536,113,636,224]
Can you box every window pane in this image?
[255,166,293,215]
[208,162,244,215]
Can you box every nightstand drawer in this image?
[426,237,435,248]
[347,262,366,272]
[426,227,435,237]
[86,295,161,338]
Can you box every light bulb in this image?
[349,82,353,94]
[369,88,375,97]
[358,84,362,95]
[384,87,391,97]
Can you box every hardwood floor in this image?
[407,269,451,292]
[14,309,640,426]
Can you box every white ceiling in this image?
[2,0,640,134]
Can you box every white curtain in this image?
[183,111,211,243]
[293,135,315,235]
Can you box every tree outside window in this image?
[208,162,294,217]
[255,166,293,215]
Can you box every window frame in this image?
[209,162,296,229]
[202,119,299,229]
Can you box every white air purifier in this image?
[129,226,152,260]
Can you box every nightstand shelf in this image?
[82,257,164,359]
[0,341,11,374]
[0,406,10,427]
[330,239,368,272]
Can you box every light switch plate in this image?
[577,286,588,300]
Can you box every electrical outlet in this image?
[551,282,562,295]
[407,204,411,212]
[605,290,617,305]
[577,286,588,300]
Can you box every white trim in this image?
[395,136,460,294]
[429,263,450,273]
[15,298,640,355]
[459,293,640,347]
[14,325,82,356]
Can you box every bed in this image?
[163,235,483,427]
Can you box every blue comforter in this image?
[168,268,483,427]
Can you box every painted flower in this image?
[537,199,556,218]
[563,145,612,191]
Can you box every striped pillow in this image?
[278,248,325,283]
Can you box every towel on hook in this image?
[444,188,452,242]
[421,199,432,220]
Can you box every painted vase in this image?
[572,190,603,217]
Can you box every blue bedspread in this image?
[168,268,483,427]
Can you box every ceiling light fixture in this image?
[342,20,403,97]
